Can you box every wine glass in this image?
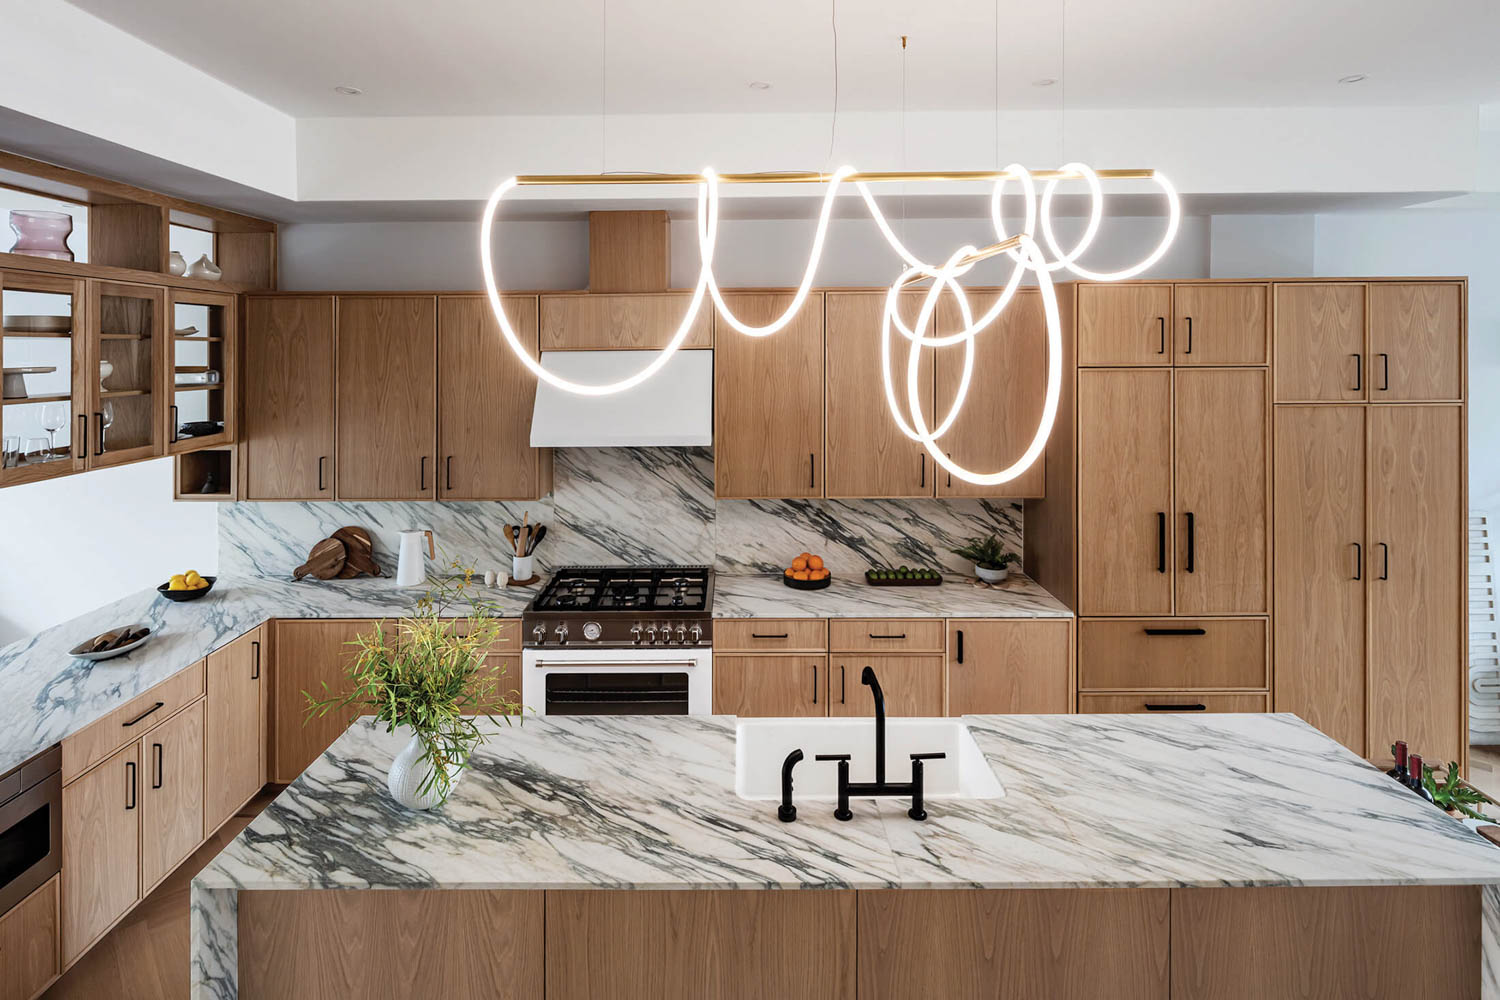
[40,402,67,460]
[22,436,48,465]
[100,401,115,451]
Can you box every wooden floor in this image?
[44,787,281,1000]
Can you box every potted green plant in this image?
[306,566,522,810]
[951,535,1019,583]
[1418,758,1493,821]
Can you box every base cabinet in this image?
[0,876,58,1000]
[205,626,267,834]
[61,741,140,965]
[712,655,826,717]
[947,619,1072,715]
[271,619,374,783]
[138,699,205,893]
[827,655,943,718]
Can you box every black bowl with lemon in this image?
[158,571,216,602]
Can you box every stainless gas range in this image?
[521,565,714,716]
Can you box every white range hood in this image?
[529,349,713,448]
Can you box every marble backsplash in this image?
[218,447,1022,580]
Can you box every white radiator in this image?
[1471,513,1500,744]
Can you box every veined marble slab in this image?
[713,571,1070,618]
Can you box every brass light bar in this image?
[514,168,1156,186]
[894,235,1026,288]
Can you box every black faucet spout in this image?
[778,748,804,822]
[862,666,886,786]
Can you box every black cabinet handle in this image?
[947,453,953,489]
[420,455,428,491]
[317,456,327,492]
[919,454,925,488]
[170,404,179,443]
[956,629,964,664]
[445,456,453,491]
[94,412,104,456]
[1144,627,1207,636]
[811,663,818,705]
[840,665,846,704]
[123,701,164,727]
[125,760,137,810]
[1185,512,1196,573]
[1156,512,1167,574]
[1379,542,1389,581]
[1184,317,1194,354]
[1157,317,1166,354]
[1351,354,1362,392]
[76,414,87,460]
[809,453,816,489]
[1145,702,1206,712]
[1353,542,1363,581]
[251,639,261,680]
[751,632,789,639]
[868,633,907,640]
[152,742,163,790]
[1379,353,1390,391]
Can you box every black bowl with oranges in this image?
[782,552,832,590]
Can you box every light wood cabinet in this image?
[1077,284,1172,366]
[242,296,335,500]
[827,655,943,717]
[272,619,372,782]
[1173,284,1267,366]
[1273,283,1365,402]
[1079,619,1266,691]
[1078,692,1268,714]
[166,289,236,455]
[0,876,58,1000]
[947,619,1071,715]
[86,280,166,468]
[714,292,823,498]
[1368,282,1463,401]
[0,271,87,488]
[61,660,204,784]
[206,627,265,836]
[438,295,548,500]
[712,655,826,717]
[336,296,437,500]
[139,699,204,893]
[539,292,711,350]
[828,619,945,654]
[713,619,827,653]
[61,742,139,964]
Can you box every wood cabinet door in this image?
[1272,407,1365,754]
[438,295,545,500]
[0,876,57,1000]
[1368,405,1463,768]
[205,629,264,835]
[86,280,166,468]
[1174,369,1268,615]
[1273,283,1365,402]
[933,289,1046,498]
[139,699,204,893]
[827,655,943,717]
[61,742,139,964]
[712,655,826,717]
[335,296,436,500]
[1368,282,1463,402]
[272,620,373,782]
[1077,284,1172,366]
[714,292,823,498]
[1078,370,1174,615]
[1173,284,1267,366]
[243,296,335,499]
[824,291,932,497]
[947,620,1071,715]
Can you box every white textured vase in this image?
[387,733,464,810]
[974,563,1010,583]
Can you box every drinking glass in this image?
[22,436,49,465]
[2,435,19,468]
[40,402,67,459]
[99,401,115,450]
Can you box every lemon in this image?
[168,574,188,591]
[192,579,209,590]
[184,570,202,585]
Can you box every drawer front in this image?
[714,619,827,652]
[1079,692,1268,714]
[1078,619,1267,691]
[828,619,945,653]
[63,659,206,783]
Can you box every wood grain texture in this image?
[1174,283,1267,366]
[270,620,371,783]
[824,291,932,497]
[1368,405,1463,768]
[1078,691,1268,714]
[436,295,545,500]
[62,661,203,784]
[1273,283,1365,402]
[139,700,204,894]
[1078,369,1174,615]
[711,654,826,717]
[712,618,828,652]
[857,889,1169,1000]
[547,889,854,1000]
[61,742,139,965]
[1171,885,1479,1000]
[1023,282,1078,608]
[166,289,236,455]
[828,618,945,653]
[1272,406,1366,754]
[714,291,824,498]
[1077,283,1173,366]
[214,231,276,290]
[87,203,165,273]
[242,296,335,500]
[239,890,543,1000]
[947,619,1072,715]
[539,292,710,350]
[205,628,264,837]
[0,270,87,488]
[1368,281,1463,401]
[1174,369,1268,615]
[934,288,1046,498]
[587,211,669,292]
[827,654,943,717]
[1079,618,1266,691]
[89,281,164,466]
[0,875,57,1000]
[335,296,436,500]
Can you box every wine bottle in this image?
[1408,753,1436,803]
[1388,741,1409,784]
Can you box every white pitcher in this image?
[396,529,434,588]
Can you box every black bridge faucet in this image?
[812,666,945,821]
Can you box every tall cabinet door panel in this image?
[1273,406,1366,754]
[1174,369,1268,615]
[206,628,264,835]
[1368,282,1463,402]
[61,742,139,964]
[139,699,205,893]
[934,290,1047,498]
[438,295,545,500]
[272,620,372,782]
[1368,406,1463,768]
[1077,284,1172,366]
[1174,284,1267,366]
[714,292,823,498]
[336,296,437,500]
[1078,370,1174,616]
[825,291,932,498]
[1273,283,1365,403]
[243,296,335,500]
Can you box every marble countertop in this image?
[713,572,1070,618]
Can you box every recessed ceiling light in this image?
[748,81,771,90]
[333,85,363,96]
[1338,73,1368,84]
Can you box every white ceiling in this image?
[63,0,1500,119]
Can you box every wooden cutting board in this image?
[294,538,347,580]
[332,526,382,578]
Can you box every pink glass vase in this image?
[8,210,74,261]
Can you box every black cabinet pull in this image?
[840,665,846,704]
[1157,317,1166,354]
[811,663,818,705]
[170,404,179,443]
[420,455,428,491]
[1379,353,1390,391]
[94,412,104,456]
[251,640,261,680]
[1184,316,1193,354]
[1379,542,1389,581]
[751,632,789,639]
[1353,542,1363,581]
[868,633,907,640]
[947,453,953,489]
[317,455,327,492]
[956,629,964,664]
[1185,512,1196,573]
[1145,702,1206,712]
[152,742,163,790]
[445,456,453,491]
[123,701,164,727]
[919,454,925,488]
[125,760,137,810]
[1156,512,1167,574]
[1351,354,1362,392]
[76,414,87,460]
[809,453,815,489]
[1144,627,1207,636]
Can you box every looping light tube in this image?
[479,163,1179,482]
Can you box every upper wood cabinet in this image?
[714,292,824,498]
[336,296,437,500]
[1078,283,1172,366]
[88,280,166,468]
[1173,284,1267,366]
[947,619,1071,715]
[205,627,266,836]
[166,289,237,455]
[539,292,711,350]
[0,270,87,487]
[1274,283,1365,402]
[438,295,549,500]
[1368,282,1463,402]
[243,296,335,500]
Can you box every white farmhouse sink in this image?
[734,717,1006,801]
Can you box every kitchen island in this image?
[192,712,1500,999]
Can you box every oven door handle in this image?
[528,660,703,669]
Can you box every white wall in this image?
[1209,215,1315,279]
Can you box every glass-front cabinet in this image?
[87,280,166,467]
[0,271,86,486]
[168,290,235,453]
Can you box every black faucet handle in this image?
[814,753,852,762]
[909,752,947,761]
[778,749,805,823]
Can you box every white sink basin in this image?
[734,717,1006,801]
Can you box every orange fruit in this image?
[798,551,812,561]
[784,567,795,577]
[813,568,829,580]
[791,556,808,571]
[808,555,824,570]
[793,570,810,581]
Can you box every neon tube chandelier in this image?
[479,164,1179,486]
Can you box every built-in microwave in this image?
[0,744,62,918]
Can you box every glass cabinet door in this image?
[0,271,86,486]
[168,291,234,454]
[87,280,165,467]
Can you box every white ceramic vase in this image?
[167,250,187,276]
[974,563,1010,583]
[387,732,465,810]
[185,254,222,281]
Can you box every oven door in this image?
[0,747,62,918]
[524,650,712,716]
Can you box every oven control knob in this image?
[554,623,569,644]
[675,625,687,643]
[659,622,674,643]
[689,624,703,644]
[645,624,657,643]
[582,621,603,642]
[531,623,547,644]
[631,623,644,644]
